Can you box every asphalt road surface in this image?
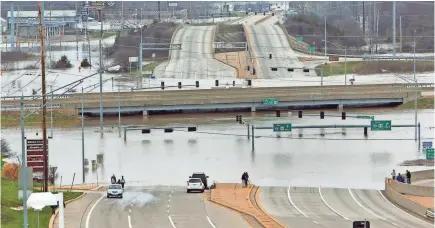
[154,25,236,79]
[87,186,248,228]
[258,186,433,228]
[245,12,306,79]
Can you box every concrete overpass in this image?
[1,83,433,115]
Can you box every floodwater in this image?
[2,109,434,190]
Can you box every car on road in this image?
[186,178,205,193]
[107,184,123,198]
[189,172,209,189]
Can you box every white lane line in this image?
[378,190,433,226]
[128,215,133,228]
[287,186,320,225]
[318,187,350,221]
[168,215,177,228]
[347,188,400,227]
[206,216,217,228]
[85,194,105,228]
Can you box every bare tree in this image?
[1,138,11,156]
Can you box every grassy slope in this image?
[397,98,434,109]
[318,61,434,76]
[1,166,82,227]
[1,110,79,128]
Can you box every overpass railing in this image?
[362,55,434,61]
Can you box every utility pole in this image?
[362,1,365,38]
[399,16,402,53]
[121,1,124,29]
[37,1,49,193]
[81,87,85,183]
[10,4,15,51]
[99,9,104,138]
[75,2,79,60]
[16,6,20,51]
[413,31,417,141]
[393,1,396,57]
[324,16,327,61]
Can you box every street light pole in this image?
[344,45,347,85]
[413,33,418,141]
[324,16,327,61]
[118,80,121,138]
[50,85,53,138]
[99,9,104,138]
[20,96,29,228]
[81,87,85,183]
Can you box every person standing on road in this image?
[111,174,116,184]
[120,176,125,189]
[406,170,412,184]
[241,172,246,188]
[244,172,249,187]
[391,169,396,180]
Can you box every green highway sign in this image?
[308,46,316,52]
[426,148,434,160]
[273,124,292,132]
[296,37,304,42]
[371,120,392,131]
[264,98,279,105]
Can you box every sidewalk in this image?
[52,192,102,228]
[210,183,283,228]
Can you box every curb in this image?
[254,15,272,25]
[49,192,86,228]
[253,186,286,228]
[242,25,260,79]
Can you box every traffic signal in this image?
[303,69,309,73]
[232,80,235,86]
[271,67,278,71]
[178,82,181,89]
[269,54,272,59]
[298,110,302,118]
[364,127,368,136]
[255,12,257,15]
[161,81,165,90]
[236,115,240,123]
[342,112,346,120]
[253,68,256,75]
[320,111,325,119]
[287,68,294,72]
[247,65,250,71]
[196,81,199,88]
[164,128,174,133]
[142,129,151,134]
[187,127,197,132]
[272,13,275,16]
[263,12,266,16]
[215,79,219,87]
[246,11,248,15]
[276,110,281,117]
[247,79,252,86]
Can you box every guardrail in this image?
[426,209,434,218]
[362,55,434,61]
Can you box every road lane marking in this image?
[347,188,397,226]
[206,216,217,228]
[318,187,350,221]
[378,190,433,226]
[85,194,105,228]
[168,215,176,228]
[128,215,133,228]
[287,186,320,225]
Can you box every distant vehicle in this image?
[189,172,209,189]
[186,178,205,193]
[107,184,123,198]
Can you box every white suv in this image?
[187,178,205,193]
[107,184,123,198]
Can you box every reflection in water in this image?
[97,154,104,164]
[187,139,197,144]
[273,153,293,169]
[370,151,392,165]
[163,139,174,144]
[141,139,152,145]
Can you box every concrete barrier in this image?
[242,24,261,79]
[254,15,272,25]
[389,179,434,197]
[411,169,434,182]
[385,169,434,220]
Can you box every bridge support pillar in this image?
[337,104,344,112]
[251,106,256,112]
[142,110,148,116]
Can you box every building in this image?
[7,10,76,40]
[0,17,6,33]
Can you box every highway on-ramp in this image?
[86,186,248,228]
[154,25,236,79]
[245,12,307,79]
[258,186,433,228]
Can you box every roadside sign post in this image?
[273,124,292,132]
[370,120,392,131]
[26,139,48,173]
[423,141,433,148]
[426,148,434,160]
[263,98,278,105]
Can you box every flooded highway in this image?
[2,109,434,190]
